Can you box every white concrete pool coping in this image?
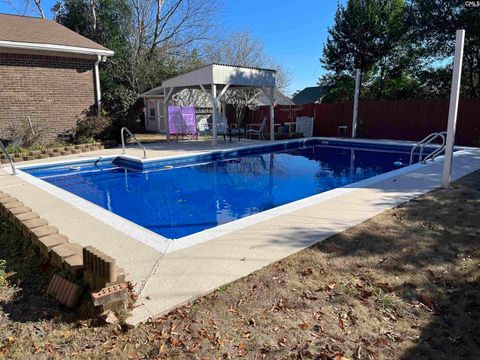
[1,137,480,325]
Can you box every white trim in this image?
[0,40,114,56]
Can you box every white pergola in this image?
[155,63,276,145]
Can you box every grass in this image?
[1,171,479,359]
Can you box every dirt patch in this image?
[1,171,479,359]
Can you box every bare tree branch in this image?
[33,0,45,18]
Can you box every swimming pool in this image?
[21,139,433,240]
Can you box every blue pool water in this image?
[22,140,427,239]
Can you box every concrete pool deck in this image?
[1,138,480,325]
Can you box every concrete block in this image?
[37,234,68,258]
[7,206,32,221]
[21,218,48,238]
[0,195,16,204]
[0,192,11,199]
[50,242,82,269]
[83,269,95,290]
[106,267,126,287]
[91,283,128,307]
[83,246,118,291]
[47,274,82,309]
[64,253,84,277]
[4,201,24,211]
[30,225,59,246]
[2,201,24,217]
[13,211,39,227]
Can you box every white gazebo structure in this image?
[140,63,277,145]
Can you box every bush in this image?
[72,115,112,144]
[7,117,47,148]
[102,85,145,140]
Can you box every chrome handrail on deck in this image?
[0,140,16,175]
[121,127,146,159]
[409,131,447,165]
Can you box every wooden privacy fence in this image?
[244,99,480,147]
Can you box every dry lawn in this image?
[1,171,479,359]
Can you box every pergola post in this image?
[163,87,174,142]
[200,84,231,146]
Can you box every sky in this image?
[0,0,343,95]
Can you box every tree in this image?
[201,31,291,127]
[408,0,480,98]
[1,0,45,17]
[320,0,418,102]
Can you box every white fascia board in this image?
[0,40,114,57]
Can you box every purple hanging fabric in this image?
[181,106,197,135]
[168,106,197,136]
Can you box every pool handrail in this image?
[0,140,16,175]
[409,131,446,165]
[121,127,147,159]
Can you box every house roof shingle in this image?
[0,13,113,56]
[292,86,330,105]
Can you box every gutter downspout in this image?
[94,55,102,114]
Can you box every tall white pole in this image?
[94,55,102,113]
[269,87,275,141]
[352,68,361,138]
[211,84,217,146]
[442,29,465,189]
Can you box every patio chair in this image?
[197,117,209,135]
[246,116,267,140]
[217,115,245,142]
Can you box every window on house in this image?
[149,101,156,117]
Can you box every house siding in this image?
[0,52,97,142]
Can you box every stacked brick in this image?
[0,189,128,312]
[0,142,105,164]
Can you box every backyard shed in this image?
[140,63,277,144]
[0,13,113,142]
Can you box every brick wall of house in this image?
[0,52,97,142]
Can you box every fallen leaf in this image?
[298,322,310,330]
[241,332,251,339]
[301,268,313,276]
[377,282,395,292]
[324,282,336,291]
[237,343,247,350]
[418,293,441,314]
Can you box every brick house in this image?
[0,13,113,142]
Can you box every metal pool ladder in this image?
[121,127,147,159]
[409,131,447,165]
[0,140,16,175]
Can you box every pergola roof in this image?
[163,63,276,89]
[141,63,276,97]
